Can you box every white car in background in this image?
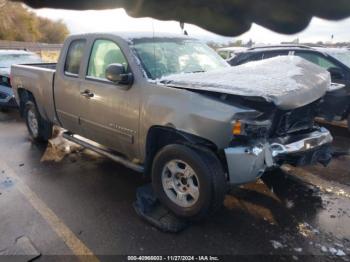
[0,50,42,110]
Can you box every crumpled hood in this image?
[161,56,331,110]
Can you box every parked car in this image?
[11,33,333,220]
[229,45,350,129]
[0,50,42,110]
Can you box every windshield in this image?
[0,53,42,68]
[328,50,350,68]
[132,38,228,80]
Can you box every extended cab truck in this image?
[12,33,333,220]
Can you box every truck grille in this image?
[271,100,320,137]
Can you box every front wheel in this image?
[24,101,52,142]
[152,144,227,220]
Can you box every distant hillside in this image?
[0,2,69,43]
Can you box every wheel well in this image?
[144,126,219,177]
[17,89,34,117]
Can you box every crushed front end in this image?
[223,99,333,185]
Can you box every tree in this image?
[37,17,69,43]
[0,2,69,43]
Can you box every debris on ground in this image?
[336,249,346,256]
[319,246,347,256]
[297,222,319,238]
[286,199,295,209]
[329,247,338,255]
[40,126,82,162]
[321,246,328,253]
[270,240,284,249]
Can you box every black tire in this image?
[24,100,52,142]
[152,144,227,220]
[347,114,350,132]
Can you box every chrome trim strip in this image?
[270,128,333,157]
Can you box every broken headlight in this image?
[232,110,272,139]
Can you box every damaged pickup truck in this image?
[11,33,333,219]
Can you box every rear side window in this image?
[262,51,289,59]
[294,51,339,70]
[230,52,263,66]
[64,39,86,76]
[87,39,128,80]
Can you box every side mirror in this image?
[328,67,345,80]
[105,63,133,85]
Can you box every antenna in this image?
[180,22,188,35]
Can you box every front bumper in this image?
[224,127,333,185]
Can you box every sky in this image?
[33,7,350,44]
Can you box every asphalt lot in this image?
[0,109,350,262]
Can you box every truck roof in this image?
[70,32,195,41]
[247,44,315,52]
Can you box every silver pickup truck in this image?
[11,32,333,219]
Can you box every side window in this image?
[233,52,263,65]
[64,39,86,76]
[295,52,338,70]
[87,39,128,80]
[262,51,289,59]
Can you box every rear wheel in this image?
[24,101,52,142]
[152,144,227,220]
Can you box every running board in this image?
[62,132,144,173]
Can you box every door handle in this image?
[80,89,94,98]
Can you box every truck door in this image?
[79,38,140,160]
[54,39,87,134]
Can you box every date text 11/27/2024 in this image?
[127,256,220,261]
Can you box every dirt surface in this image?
[1,109,350,261]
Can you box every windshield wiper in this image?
[184,70,205,74]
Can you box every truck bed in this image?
[11,63,57,122]
[23,63,57,70]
